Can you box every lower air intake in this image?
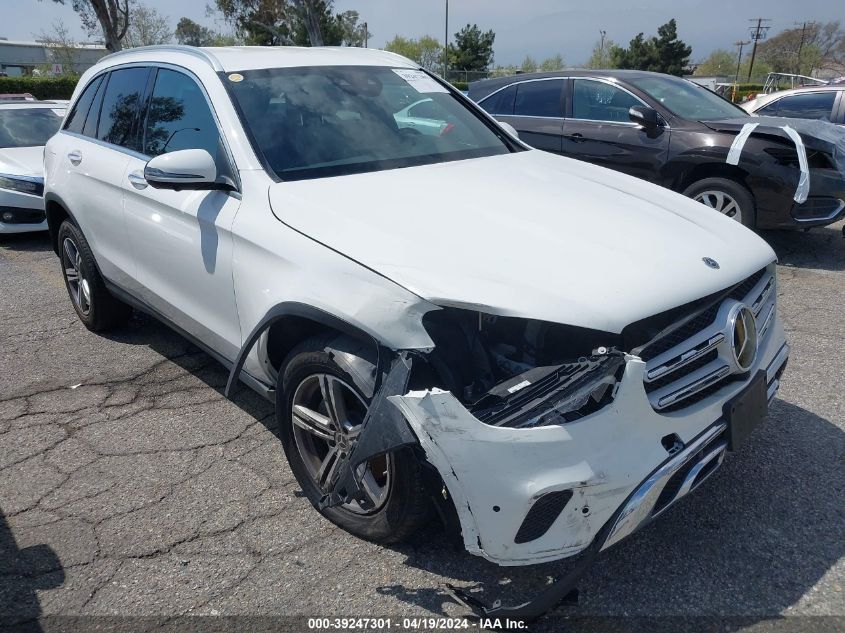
[514,489,573,544]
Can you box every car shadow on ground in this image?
[0,509,64,631]
[377,397,845,628]
[0,232,53,254]
[761,221,845,272]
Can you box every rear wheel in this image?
[278,335,430,543]
[58,220,131,332]
[683,177,756,228]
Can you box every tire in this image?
[57,220,131,332]
[682,177,756,229]
[278,334,430,544]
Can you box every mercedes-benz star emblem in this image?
[702,257,720,269]
[730,304,758,372]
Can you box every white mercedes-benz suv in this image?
[44,45,789,602]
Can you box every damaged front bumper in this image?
[386,316,789,567]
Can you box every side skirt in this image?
[104,280,276,403]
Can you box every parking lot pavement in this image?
[1,223,843,630]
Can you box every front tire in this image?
[683,177,756,228]
[58,220,131,332]
[278,334,429,543]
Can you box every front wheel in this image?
[277,335,430,543]
[682,177,756,229]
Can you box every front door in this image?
[561,78,669,182]
[122,67,242,360]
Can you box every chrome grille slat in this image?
[642,267,776,411]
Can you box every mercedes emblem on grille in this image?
[702,257,720,269]
[729,304,758,372]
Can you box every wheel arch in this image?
[44,192,79,256]
[226,302,387,398]
[668,160,753,194]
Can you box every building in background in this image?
[0,39,107,76]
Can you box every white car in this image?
[44,46,789,608]
[0,100,65,233]
[393,97,449,135]
[741,85,845,125]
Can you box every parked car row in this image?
[3,47,802,618]
[468,70,845,230]
[0,99,66,234]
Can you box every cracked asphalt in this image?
[0,221,843,631]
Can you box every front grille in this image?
[0,206,46,225]
[642,267,775,412]
[514,489,573,544]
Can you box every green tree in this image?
[175,17,215,46]
[124,2,171,48]
[693,48,736,76]
[539,53,565,71]
[214,0,291,45]
[384,35,442,72]
[336,10,371,47]
[449,24,495,71]
[611,20,691,75]
[759,21,844,74]
[520,55,537,73]
[49,0,130,52]
[652,19,691,75]
[585,37,617,69]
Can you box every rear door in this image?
[121,67,242,359]
[482,79,564,153]
[57,67,150,289]
[561,78,669,182]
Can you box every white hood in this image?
[269,150,776,333]
[0,146,45,177]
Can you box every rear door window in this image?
[64,75,104,134]
[514,80,564,117]
[97,67,149,151]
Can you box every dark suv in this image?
[470,70,845,230]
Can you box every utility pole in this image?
[443,0,449,79]
[746,17,771,82]
[364,21,368,48]
[599,29,607,66]
[794,21,813,73]
[733,40,750,101]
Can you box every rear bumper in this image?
[391,318,789,566]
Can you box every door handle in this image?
[67,150,82,165]
[565,133,585,143]
[128,171,148,189]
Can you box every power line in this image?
[746,17,771,82]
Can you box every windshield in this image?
[224,65,513,181]
[0,107,64,148]
[628,76,747,121]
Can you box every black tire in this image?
[682,177,756,229]
[57,220,131,332]
[278,334,430,544]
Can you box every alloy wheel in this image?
[62,237,91,315]
[693,190,743,223]
[291,373,391,514]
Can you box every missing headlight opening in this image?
[419,308,625,426]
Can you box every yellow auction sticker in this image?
[228,73,244,82]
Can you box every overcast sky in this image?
[3,0,841,66]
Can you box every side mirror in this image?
[498,121,520,139]
[144,149,220,190]
[628,105,663,130]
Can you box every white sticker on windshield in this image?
[392,69,448,94]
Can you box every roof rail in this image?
[100,45,223,71]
